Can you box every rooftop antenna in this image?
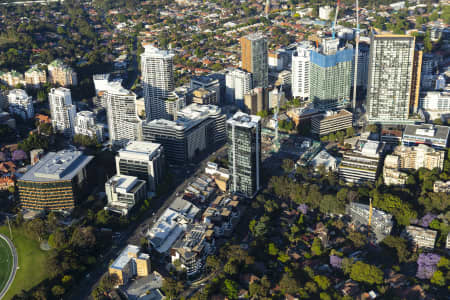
[352,0,360,111]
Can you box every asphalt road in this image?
[0,233,18,299]
[68,145,227,300]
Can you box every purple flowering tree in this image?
[330,255,343,269]
[416,253,440,279]
[419,213,436,228]
[12,150,27,161]
[298,204,308,215]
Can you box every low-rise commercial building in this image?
[115,141,164,193]
[311,109,353,136]
[402,124,449,149]
[105,174,147,216]
[310,150,337,171]
[142,104,226,164]
[286,106,321,126]
[338,140,385,183]
[402,226,437,249]
[109,245,150,286]
[17,150,93,211]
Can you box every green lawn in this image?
[0,236,13,294]
[0,226,51,300]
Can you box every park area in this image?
[0,226,50,299]
[0,236,13,295]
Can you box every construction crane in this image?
[332,0,341,39]
[352,0,360,110]
[273,83,283,152]
[265,0,270,19]
[368,197,373,227]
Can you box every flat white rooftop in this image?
[20,150,93,182]
[227,111,261,129]
[118,141,162,161]
[107,174,138,194]
[110,244,141,270]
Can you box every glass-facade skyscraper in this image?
[240,33,268,88]
[227,112,261,198]
[367,33,415,123]
[309,38,354,110]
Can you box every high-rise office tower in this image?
[49,87,76,137]
[115,141,164,193]
[141,45,175,121]
[367,33,417,123]
[225,68,253,107]
[356,43,370,89]
[227,112,261,198]
[241,33,268,88]
[310,38,354,110]
[104,81,142,147]
[292,42,313,99]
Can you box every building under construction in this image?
[346,202,393,243]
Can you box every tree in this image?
[430,270,445,286]
[382,236,411,263]
[222,279,239,299]
[282,159,295,173]
[348,231,367,248]
[311,238,323,256]
[314,275,330,290]
[206,255,221,272]
[51,285,65,297]
[279,273,298,294]
[26,218,46,241]
[162,277,184,299]
[48,229,68,250]
[70,226,96,249]
[346,127,355,137]
[350,261,383,285]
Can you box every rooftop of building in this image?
[144,103,222,131]
[318,109,352,121]
[106,174,141,194]
[25,65,45,74]
[403,124,450,140]
[50,87,71,96]
[76,110,95,118]
[103,81,134,96]
[148,208,186,253]
[93,73,110,81]
[227,111,260,128]
[348,202,393,223]
[242,32,266,41]
[118,141,162,160]
[110,244,142,270]
[8,89,29,99]
[20,150,93,182]
[141,44,174,58]
[191,75,219,84]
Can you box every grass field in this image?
[0,236,13,294]
[0,226,50,300]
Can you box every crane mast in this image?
[332,0,341,39]
[352,0,360,110]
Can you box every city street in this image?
[68,145,227,300]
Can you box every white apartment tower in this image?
[7,89,34,119]
[225,68,252,108]
[140,45,175,121]
[104,82,142,147]
[74,111,103,142]
[49,87,76,137]
[292,42,313,99]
